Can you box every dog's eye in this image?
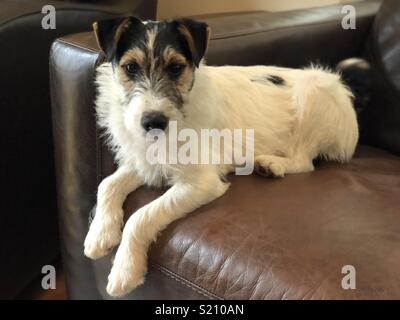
[167,63,185,77]
[125,62,140,75]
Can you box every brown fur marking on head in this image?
[120,47,146,67]
[162,47,194,94]
[163,47,187,66]
[176,64,194,94]
[115,18,131,43]
[117,47,146,92]
[177,24,198,63]
[177,23,211,65]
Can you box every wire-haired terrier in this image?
[84,16,359,296]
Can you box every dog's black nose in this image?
[141,111,169,132]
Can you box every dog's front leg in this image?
[84,166,142,259]
[106,172,230,297]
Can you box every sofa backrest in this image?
[364,0,400,154]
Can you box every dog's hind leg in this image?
[254,153,314,178]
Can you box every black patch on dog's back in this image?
[266,75,285,85]
[251,74,286,86]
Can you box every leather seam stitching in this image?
[56,38,99,54]
[150,262,222,300]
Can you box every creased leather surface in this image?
[92,145,400,300]
[132,146,400,300]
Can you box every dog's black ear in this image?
[175,18,210,67]
[93,16,143,61]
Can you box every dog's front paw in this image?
[255,155,285,178]
[106,244,147,297]
[84,213,122,259]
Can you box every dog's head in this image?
[94,16,210,135]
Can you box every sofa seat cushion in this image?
[91,145,400,299]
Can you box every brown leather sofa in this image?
[0,0,157,299]
[51,0,400,299]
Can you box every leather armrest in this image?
[50,33,105,299]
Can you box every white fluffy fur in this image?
[84,62,358,296]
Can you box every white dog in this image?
[83,16,358,297]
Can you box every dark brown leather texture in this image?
[50,0,400,299]
[363,0,400,154]
[119,145,400,300]
[90,146,400,300]
[0,0,157,299]
[200,3,381,67]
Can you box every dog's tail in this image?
[292,65,344,122]
[336,58,372,116]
